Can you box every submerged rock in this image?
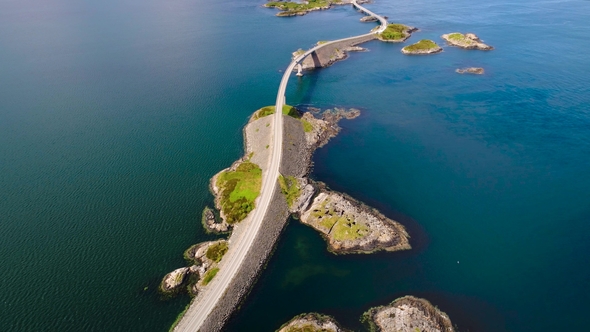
[456,67,485,75]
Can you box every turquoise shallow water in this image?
[1,0,589,331]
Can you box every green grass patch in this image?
[252,105,300,120]
[284,324,325,332]
[202,267,219,286]
[402,39,439,52]
[446,32,474,45]
[309,200,369,241]
[301,119,313,133]
[205,241,228,263]
[278,175,301,208]
[216,161,262,224]
[379,23,410,41]
[266,0,330,12]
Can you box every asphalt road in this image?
[174,2,386,331]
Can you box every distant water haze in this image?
[1,0,589,331]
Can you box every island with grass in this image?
[401,39,443,55]
[442,32,493,50]
[265,0,354,17]
[376,23,417,42]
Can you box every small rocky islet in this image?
[280,296,455,332]
[441,32,493,50]
[401,39,443,55]
[456,67,485,75]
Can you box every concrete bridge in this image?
[174,1,387,331]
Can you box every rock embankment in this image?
[278,313,344,332]
[299,186,411,254]
[456,67,484,75]
[363,296,455,332]
[401,39,443,55]
[442,32,493,50]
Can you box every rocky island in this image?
[300,186,410,254]
[265,0,369,17]
[441,32,493,50]
[456,67,485,75]
[362,296,455,332]
[401,39,443,55]
[279,296,455,332]
[278,313,345,332]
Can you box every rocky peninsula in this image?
[362,296,455,332]
[441,32,493,50]
[401,39,443,55]
[279,296,454,332]
[456,67,484,75]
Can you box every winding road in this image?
[174,1,387,331]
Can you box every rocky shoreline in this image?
[159,240,227,297]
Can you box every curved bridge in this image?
[175,1,387,331]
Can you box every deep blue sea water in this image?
[1,0,589,331]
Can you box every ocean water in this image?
[1,0,589,331]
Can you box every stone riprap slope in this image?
[442,32,493,50]
[299,189,411,254]
[363,296,455,332]
[292,34,376,72]
[278,313,344,332]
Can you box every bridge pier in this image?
[296,63,303,77]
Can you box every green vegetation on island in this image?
[216,161,262,224]
[252,105,312,132]
[252,105,300,120]
[401,39,442,54]
[201,267,219,286]
[378,23,415,42]
[441,32,493,50]
[205,241,229,263]
[310,199,369,241]
[265,0,341,16]
[278,175,301,208]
